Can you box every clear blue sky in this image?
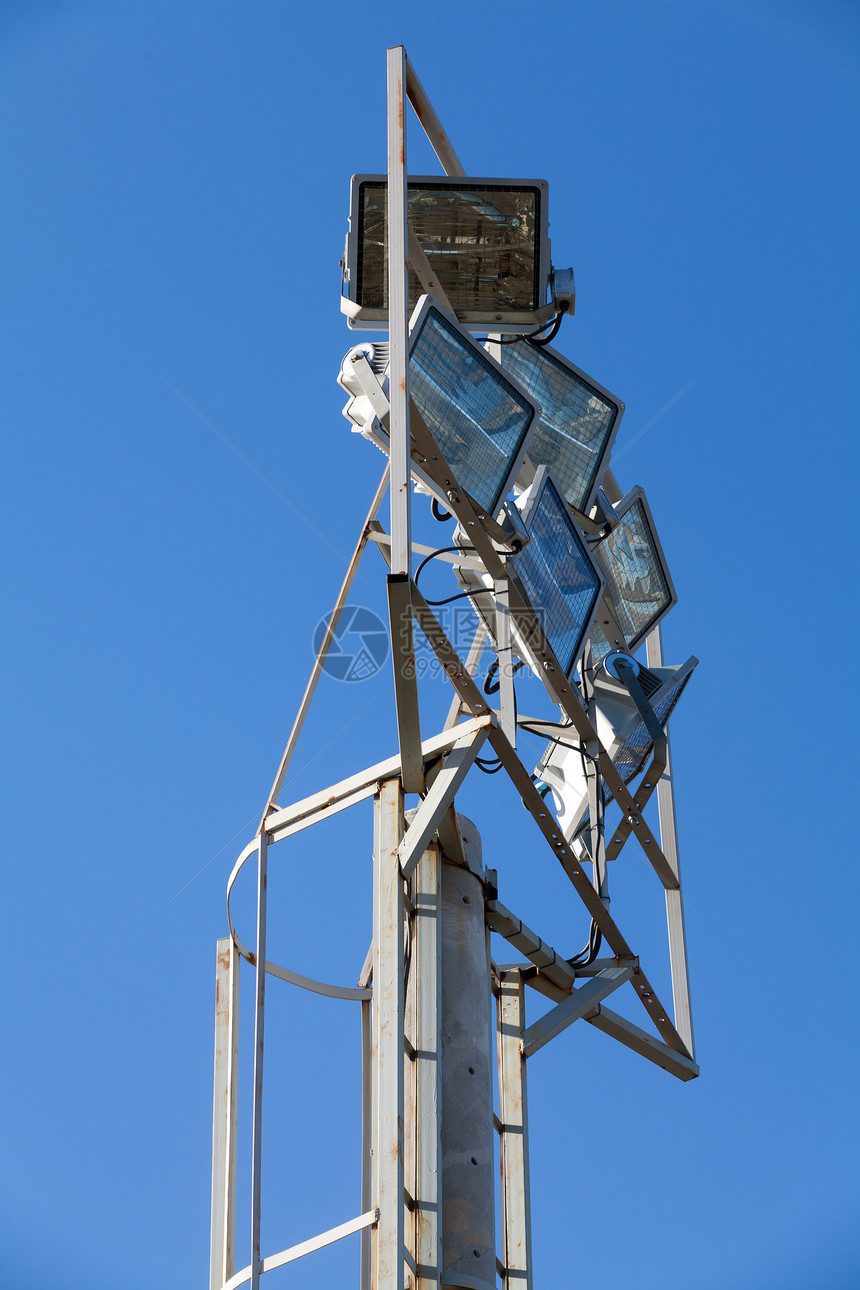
[2,3,858,1288]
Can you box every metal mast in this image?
[206,46,698,1290]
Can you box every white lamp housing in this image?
[535,653,697,839]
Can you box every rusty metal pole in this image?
[209,937,239,1290]
[438,818,496,1290]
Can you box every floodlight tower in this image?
[206,46,698,1290]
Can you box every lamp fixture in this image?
[490,339,624,515]
[338,295,540,521]
[535,653,697,840]
[341,175,560,331]
[454,465,604,681]
[586,486,677,663]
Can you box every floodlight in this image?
[408,296,540,518]
[338,295,540,520]
[587,487,677,663]
[341,175,558,331]
[535,653,697,839]
[492,340,624,514]
[454,465,604,680]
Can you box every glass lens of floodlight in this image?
[496,346,620,513]
[357,180,541,312]
[589,496,672,661]
[409,306,535,518]
[513,477,602,676]
[610,670,690,788]
[574,668,693,837]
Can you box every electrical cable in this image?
[474,304,568,347]
[413,542,481,608]
[516,720,601,762]
[414,544,470,582]
[475,755,505,774]
[403,886,413,989]
[483,655,528,695]
[566,728,608,967]
[517,713,576,731]
[431,498,452,522]
[567,921,602,967]
[420,588,484,607]
[526,305,567,347]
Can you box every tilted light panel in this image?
[408,297,539,519]
[494,341,623,514]
[343,175,553,329]
[509,466,604,678]
[587,487,677,663]
[535,656,697,840]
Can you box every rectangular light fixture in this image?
[509,465,604,679]
[535,656,697,840]
[341,175,554,331]
[491,341,624,515]
[408,296,540,519]
[587,487,677,662]
[337,296,540,521]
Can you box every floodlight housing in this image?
[491,340,624,514]
[341,175,555,331]
[587,487,677,663]
[454,465,604,681]
[536,654,697,839]
[338,295,540,520]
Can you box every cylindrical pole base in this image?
[440,820,495,1290]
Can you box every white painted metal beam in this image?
[210,937,239,1290]
[387,572,425,794]
[403,58,466,177]
[497,971,532,1290]
[360,996,373,1290]
[413,844,442,1288]
[494,576,517,748]
[397,728,488,879]
[249,830,268,1290]
[221,1209,380,1290]
[373,779,405,1289]
[520,967,633,1058]
[263,715,493,841]
[386,46,411,578]
[586,1005,700,1081]
[647,624,696,1059]
[485,899,578,994]
[443,620,487,730]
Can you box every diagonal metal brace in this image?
[387,572,425,794]
[397,726,489,878]
[520,966,633,1058]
